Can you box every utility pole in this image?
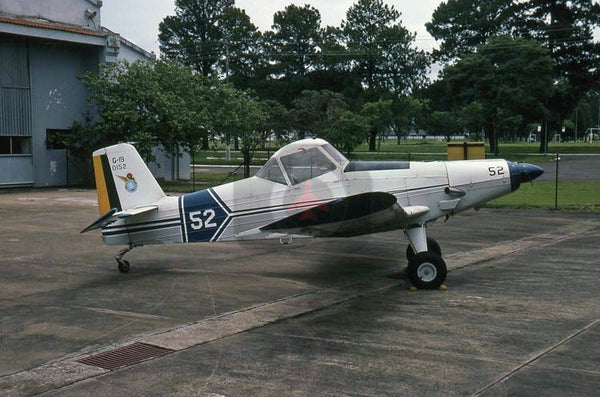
[225,40,231,161]
[575,107,578,142]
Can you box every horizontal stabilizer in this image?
[81,208,118,233]
[81,205,159,233]
[115,205,158,219]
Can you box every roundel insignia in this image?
[118,173,138,193]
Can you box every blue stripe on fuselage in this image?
[180,189,229,243]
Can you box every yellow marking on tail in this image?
[93,155,110,215]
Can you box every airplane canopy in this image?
[256,139,349,186]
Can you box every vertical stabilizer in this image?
[92,143,165,215]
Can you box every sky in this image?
[100,0,444,55]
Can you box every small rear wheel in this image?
[117,259,130,273]
[407,252,447,290]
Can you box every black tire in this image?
[118,260,130,273]
[406,237,442,261]
[407,251,447,290]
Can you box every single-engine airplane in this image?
[82,138,543,289]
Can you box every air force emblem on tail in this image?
[117,173,138,193]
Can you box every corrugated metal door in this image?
[0,38,33,186]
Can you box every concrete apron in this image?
[1,222,597,397]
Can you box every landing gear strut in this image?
[404,225,447,290]
[406,236,441,261]
[115,244,134,273]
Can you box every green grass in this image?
[486,181,600,212]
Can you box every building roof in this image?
[0,15,105,38]
[0,13,154,62]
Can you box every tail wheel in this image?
[117,259,130,273]
[406,237,442,261]
[407,252,447,290]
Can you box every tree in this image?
[390,97,429,143]
[79,60,211,161]
[458,101,485,140]
[426,0,600,152]
[287,90,366,154]
[159,0,260,83]
[218,7,262,88]
[265,4,322,77]
[566,91,600,141]
[252,5,334,110]
[317,25,350,73]
[55,59,230,186]
[342,0,428,95]
[291,90,348,139]
[426,0,518,61]
[427,111,460,141]
[326,111,368,155]
[211,85,268,177]
[260,99,292,143]
[160,0,234,76]
[443,36,554,153]
[360,99,394,151]
[523,0,600,151]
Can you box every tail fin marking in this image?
[92,143,165,216]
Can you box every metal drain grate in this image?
[77,342,174,370]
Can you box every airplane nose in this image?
[507,162,544,192]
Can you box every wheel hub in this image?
[417,262,437,282]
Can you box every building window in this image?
[0,137,10,154]
[12,136,31,154]
[0,136,31,155]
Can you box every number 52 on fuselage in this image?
[82,138,543,289]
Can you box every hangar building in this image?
[0,0,189,187]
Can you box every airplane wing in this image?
[260,192,429,238]
[81,205,158,233]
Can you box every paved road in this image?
[534,155,600,182]
[0,190,599,396]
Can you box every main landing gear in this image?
[115,244,135,273]
[404,225,447,290]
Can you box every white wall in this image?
[0,0,102,29]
